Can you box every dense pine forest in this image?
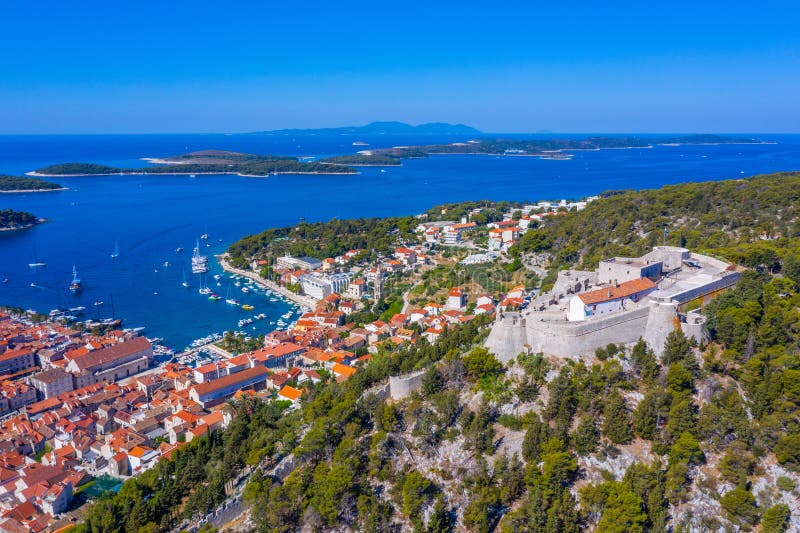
[77,171,800,532]
[0,209,39,230]
[0,174,63,191]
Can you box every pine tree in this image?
[572,416,599,455]
[602,392,633,444]
[427,495,451,533]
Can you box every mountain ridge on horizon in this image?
[252,121,482,136]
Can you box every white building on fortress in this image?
[485,246,740,361]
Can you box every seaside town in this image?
[4,1,800,530]
[0,197,593,530]
[5,184,800,532]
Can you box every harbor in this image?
[218,254,319,309]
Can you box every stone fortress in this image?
[485,246,741,361]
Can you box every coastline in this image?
[0,187,68,194]
[26,170,358,178]
[319,162,403,167]
[0,219,44,232]
[218,254,319,309]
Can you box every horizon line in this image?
[1,130,799,136]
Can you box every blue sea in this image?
[1,133,799,350]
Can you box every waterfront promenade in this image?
[218,254,318,309]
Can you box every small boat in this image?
[352,141,369,146]
[163,261,170,268]
[208,294,221,301]
[191,240,208,273]
[94,300,104,307]
[30,282,37,288]
[110,241,120,259]
[241,287,250,294]
[189,174,197,178]
[69,265,82,293]
[199,287,211,295]
[213,274,221,280]
[200,233,209,240]
[225,288,240,306]
[176,246,184,253]
[241,304,254,311]
[29,246,46,268]
[2,278,8,284]
[181,271,190,288]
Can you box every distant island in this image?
[319,154,404,166]
[29,135,765,177]
[367,134,762,160]
[30,150,358,177]
[326,134,765,166]
[0,174,65,193]
[253,120,482,136]
[0,209,42,231]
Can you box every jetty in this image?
[218,254,318,309]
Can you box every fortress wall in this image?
[389,370,425,400]
[526,306,650,359]
[485,313,529,362]
[644,247,689,271]
[682,320,709,345]
[644,301,679,358]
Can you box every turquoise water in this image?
[1,133,799,349]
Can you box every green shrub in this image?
[776,476,796,491]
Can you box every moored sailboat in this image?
[69,265,82,293]
[191,240,208,274]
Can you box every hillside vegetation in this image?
[77,172,800,532]
[0,209,39,230]
[370,134,760,159]
[0,174,63,191]
[34,151,357,176]
[516,171,800,271]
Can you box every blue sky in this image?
[1,1,798,133]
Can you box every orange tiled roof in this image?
[578,278,657,305]
[331,363,357,378]
[278,385,303,401]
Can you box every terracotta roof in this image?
[278,385,303,401]
[191,366,269,396]
[70,337,151,371]
[452,222,477,230]
[578,278,657,305]
[331,363,357,378]
[127,445,152,458]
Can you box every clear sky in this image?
[2,1,799,133]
